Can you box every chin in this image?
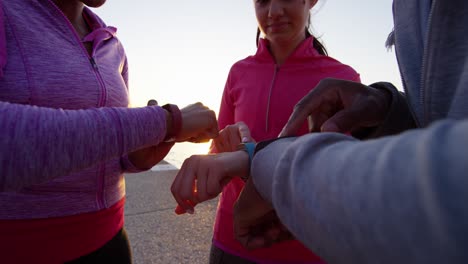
[82,0,107,8]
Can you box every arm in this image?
[280,79,413,139]
[121,97,174,173]
[0,101,167,191]
[251,119,468,264]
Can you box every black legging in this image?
[66,228,132,264]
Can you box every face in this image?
[254,0,316,44]
[80,0,107,8]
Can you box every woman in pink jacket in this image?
[172,0,360,263]
[0,0,217,263]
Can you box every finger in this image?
[228,128,241,152]
[179,158,199,205]
[206,167,226,200]
[309,110,333,133]
[207,124,220,139]
[234,223,257,250]
[265,225,282,242]
[279,88,326,137]
[196,162,209,202]
[171,158,195,213]
[147,99,158,106]
[188,132,216,143]
[171,163,191,214]
[213,137,224,153]
[237,122,253,143]
[175,205,185,215]
[321,108,364,133]
[280,78,345,137]
[246,236,268,250]
[307,115,314,133]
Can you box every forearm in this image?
[123,141,175,172]
[251,119,468,264]
[0,101,167,191]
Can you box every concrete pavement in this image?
[124,162,218,264]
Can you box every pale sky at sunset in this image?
[94,0,400,166]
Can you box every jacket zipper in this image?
[265,65,279,132]
[419,0,437,126]
[47,0,107,209]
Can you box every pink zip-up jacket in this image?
[212,37,361,264]
[0,0,167,220]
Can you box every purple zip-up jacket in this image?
[0,0,166,219]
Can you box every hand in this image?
[279,78,392,137]
[212,121,255,153]
[171,150,250,214]
[177,102,219,143]
[233,178,295,249]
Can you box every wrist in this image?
[235,142,256,181]
[162,104,182,142]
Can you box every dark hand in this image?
[279,78,391,137]
[233,179,295,249]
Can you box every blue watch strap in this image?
[236,142,256,181]
[243,142,256,164]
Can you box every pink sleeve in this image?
[0,101,167,191]
[209,70,236,154]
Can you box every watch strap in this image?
[236,142,256,181]
[162,104,182,142]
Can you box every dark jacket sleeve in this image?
[352,82,417,139]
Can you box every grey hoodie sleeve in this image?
[251,119,468,264]
[0,101,167,191]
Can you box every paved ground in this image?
[124,163,218,264]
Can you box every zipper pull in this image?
[90,57,98,69]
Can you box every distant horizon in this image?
[94,0,400,165]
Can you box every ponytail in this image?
[306,30,328,56]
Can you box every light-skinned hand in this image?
[128,100,219,171]
[212,121,255,153]
[233,178,294,250]
[279,78,391,137]
[177,102,219,143]
[171,150,250,214]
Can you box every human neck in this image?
[52,0,89,38]
[268,35,306,66]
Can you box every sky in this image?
[94,0,401,167]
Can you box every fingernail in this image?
[242,137,249,143]
[175,205,185,215]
